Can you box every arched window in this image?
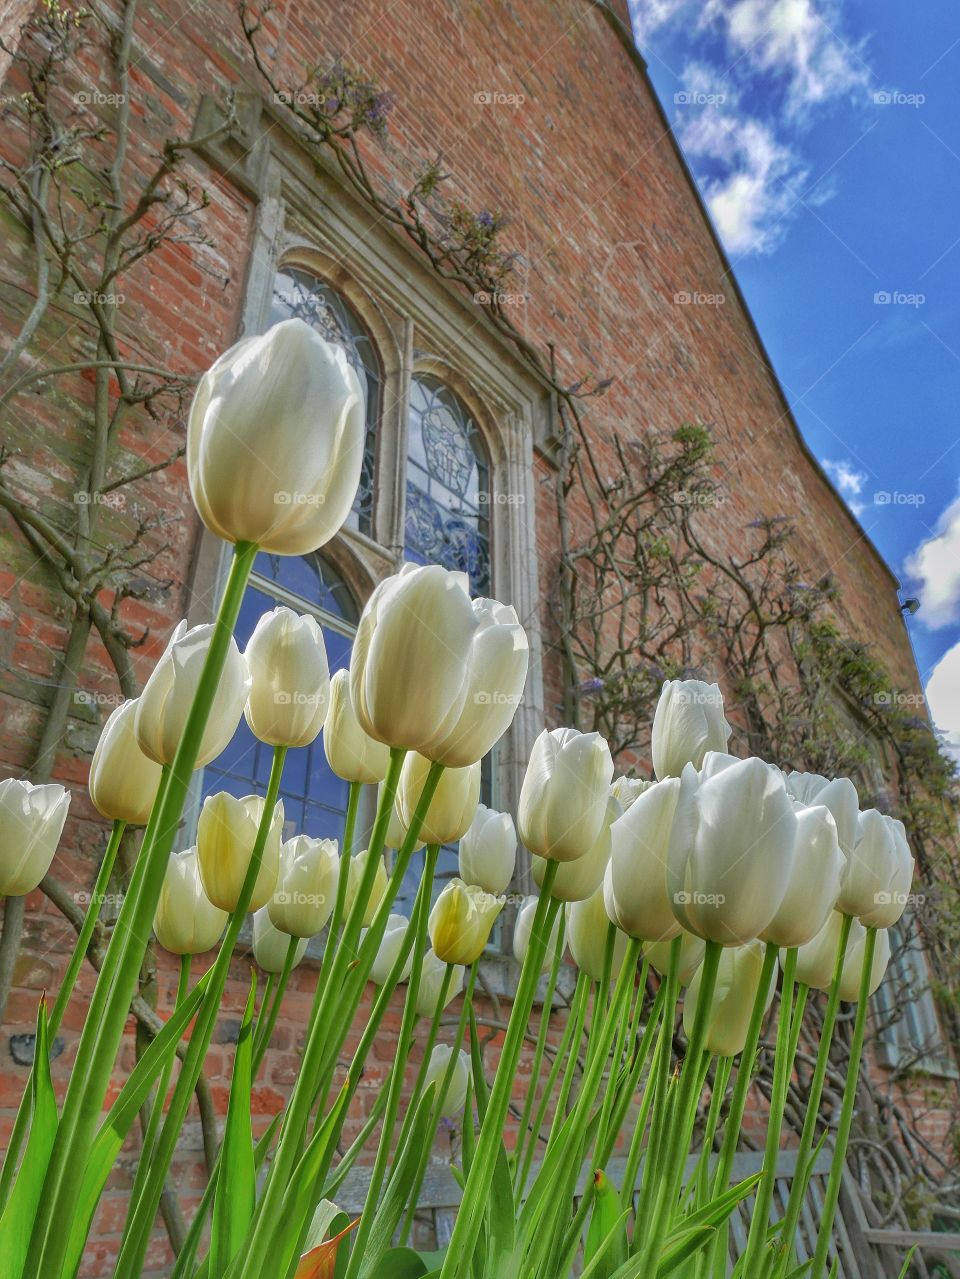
[269,266,380,537]
[404,374,491,597]
[201,551,359,838]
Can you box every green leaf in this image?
[668,1171,762,1236]
[210,976,258,1277]
[897,1246,918,1279]
[373,1247,431,1277]
[0,997,58,1279]
[584,1170,628,1278]
[655,1224,717,1276]
[483,1137,516,1265]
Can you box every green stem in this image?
[693,1055,733,1211]
[28,540,257,1278]
[512,914,566,1190]
[810,927,877,1279]
[618,977,670,1207]
[316,779,361,989]
[253,935,299,1071]
[634,935,683,1236]
[388,960,455,1177]
[594,956,646,1160]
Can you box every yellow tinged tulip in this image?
[269,835,339,938]
[153,847,228,955]
[429,878,503,965]
[196,791,282,913]
[341,847,389,927]
[323,670,390,785]
[683,940,775,1057]
[517,728,614,863]
[253,906,308,973]
[244,607,330,748]
[88,698,163,825]
[397,753,480,847]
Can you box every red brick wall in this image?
[0,1,947,1274]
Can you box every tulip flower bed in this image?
[0,320,919,1279]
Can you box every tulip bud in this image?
[269,835,338,937]
[153,847,228,955]
[651,679,731,780]
[643,930,706,986]
[512,895,564,972]
[398,753,481,847]
[517,728,614,863]
[684,940,775,1057]
[135,621,250,769]
[607,778,682,944]
[88,699,163,825]
[759,804,845,948]
[429,879,503,965]
[323,670,390,784]
[0,779,70,896]
[532,794,619,903]
[784,771,859,857]
[667,758,797,945]
[363,913,413,986]
[566,887,631,982]
[790,911,890,1000]
[243,607,330,748]
[341,847,389,926]
[459,804,517,895]
[416,949,465,1018]
[380,781,425,855]
[196,792,283,913]
[253,906,309,973]
[188,319,366,554]
[838,809,915,927]
[609,776,651,810]
[423,1044,471,1117]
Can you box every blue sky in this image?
[627,0,960,755]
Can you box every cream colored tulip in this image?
[153,847,228,955]
[684,940,775,1057]
[512,894,564,972]
[429,879,503,965]
[666,758,797,945]
[135,620,250,769]
[607,777,682,944]
[323,669,390,784]
[651,679,730,780]
[252,906,308,973]
[269,835,338,938]
[187,319,365,554]
[643,930,706,986]
[0,779,70,896]
[196,792,282,913]
[790,911,890,1001]
[566,887,631,982]
[517,728,614,863]
[759,804,845,948]
[416,949,465,1018]
[243,607,330,748]
[532,794,619,903]
[341,847,389,927]
[609,776,651,810]
[88,699,163,825]
[363,913,413,986]
[839,809,915,927]
[380,781,425,855]
[784,771,859,856]
[459,804,517,896]
[424,1044,471,1117]
[398,753,480,847]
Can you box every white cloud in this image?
[821,457,868,516]
[905,493,960,629]
[926,640,960,762]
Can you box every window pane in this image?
[405,374,491,597]
[269,267,380,537]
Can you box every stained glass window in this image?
[268,266,380,537]
[405,374,491,597]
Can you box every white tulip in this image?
[684,940,775,1057]
[607,778,682,943]
[517,728,614,863]
[363,913,413,986]
[253,906,308,973]
[839,810,915,928]
[196,792,283,913]
[609,776,651,810]
[667,758,797,945]
[187,319,365,554]
[790,911,891,1001]
[423,1044,471,1117]
[0,779,70,896]
[643,930,706,986]
[566,887,632,982]
[784,771,860,857]
[380,780,425,855]
[341,847,389,927]
[532,794,619,903]
[397,753,480,846]
[269,835,339,937]
[651,679,730,780]
[429,879,503,965]
[759,804,845,948]
[416,949,465,1018]
[153,847,228,955]
[243,607,330,748]
[512,894,564,972]
[323,670,390,785]
[459,804,517,896]
[135,621,250,769]
[88,699,163,825]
